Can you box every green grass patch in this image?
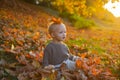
[59,12,96,29]
[66,38,87,47]
[69,14,95,29]
[66,37,106,54]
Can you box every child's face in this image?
[52,24,66,42]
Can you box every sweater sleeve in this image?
[66,45,79,61]
[65,45,74,60]
[42,46,51,67]
[69,52,79,61]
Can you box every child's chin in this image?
[59,39,64,41]
[62,39,65,41]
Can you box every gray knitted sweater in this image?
[42,42,73,67]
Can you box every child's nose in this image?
[63,33,66,36]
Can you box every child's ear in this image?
[51,33,55,37]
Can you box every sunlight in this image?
[103,0,120,17]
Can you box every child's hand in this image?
[73,56,79,61]
[44,65,55,70]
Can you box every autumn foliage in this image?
[0,2,120,80]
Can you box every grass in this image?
[66,37,106,55]
[69,14,95,29]
[59,12,96,29]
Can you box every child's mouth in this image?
[63,37,65,39]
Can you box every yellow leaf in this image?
[32,60,40,68]
[11,44,15,50]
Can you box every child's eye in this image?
[59,31,63,33]
[59,31,66,33]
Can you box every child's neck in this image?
[52,40,63,44]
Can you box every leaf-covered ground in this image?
[0,3,120,80]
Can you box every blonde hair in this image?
[48,17,63,35]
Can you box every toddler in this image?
[42,18,78,70]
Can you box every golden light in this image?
[103,0,120,17]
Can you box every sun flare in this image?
[103,0,120,17]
